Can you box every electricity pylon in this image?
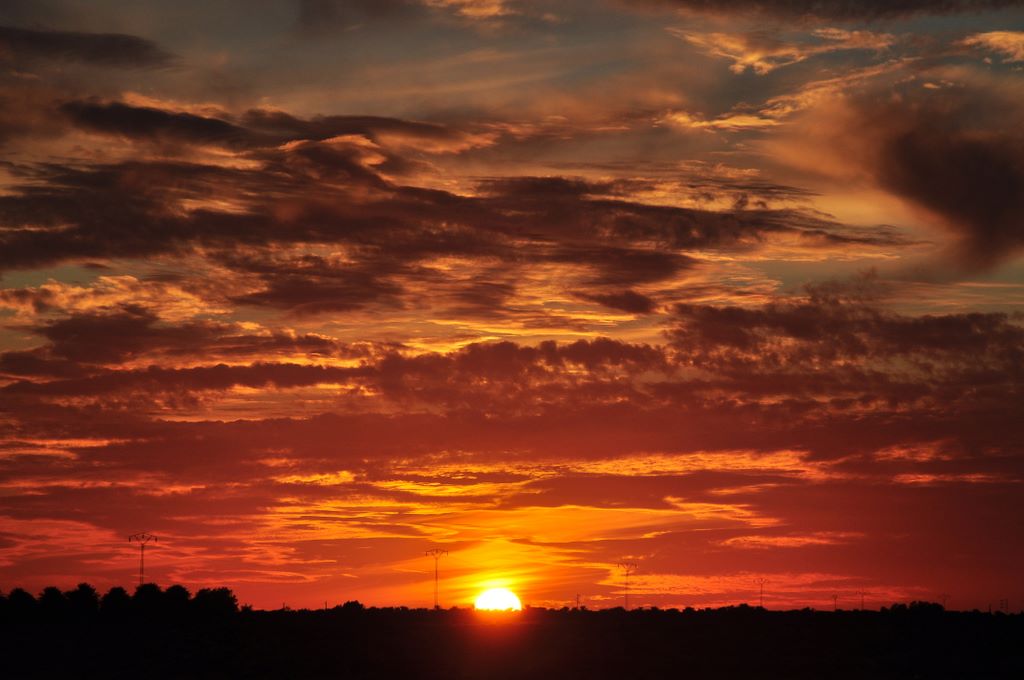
[755,578,767,608]
[617,562,638,610]
[128,532,157,586]
[425,548,447,609]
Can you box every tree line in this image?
[0,582,238,622]
[0,588,1021,678]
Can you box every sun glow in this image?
[474,587,522,611]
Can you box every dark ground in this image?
[2,586,1022,678]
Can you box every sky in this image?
[1,0,1023,612]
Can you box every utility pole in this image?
[128,532,157,586]
[617,562,638,610]
[755,578,767,609]
[832,594,839,612]
[425,549,447,609]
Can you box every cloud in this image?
[1,98,905,315]
[671,27,895,75]
[1,289,1019,606]
[961,30,1024,61]
[60,100,259,149]
[634,0,1023,20]
[295,0,529,33]
[661,110,780,131]
[0,25,173,68]
[667,286,1024,417]
[0,275,227,321]
[423,0,516,19]
[226,253,406,315]
[1,4,1021,609]
[770,74,1024,271]
[577,290,658,314]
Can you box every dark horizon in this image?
[3,582,1023,679]
[7,579,1017,614]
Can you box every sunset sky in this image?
[1,0,1023,612]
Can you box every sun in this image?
[474,587,522,611]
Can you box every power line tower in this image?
[831,594,839,612]
[617,562,638,610]
[128,532,157,586]
[858,591,867,610]
[755,578,767,609]
[425,548,448,609]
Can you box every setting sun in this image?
[474,588,522,611]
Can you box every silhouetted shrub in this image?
[164,584,191,620]
[0,592,1021,679]
[132,583,164,618]
[64,583,99,618]
[192,587,238,619]
[7,588,36,619]
[38,586,68,619]
[341,599,364,612]
[100,586,132,619]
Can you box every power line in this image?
[128,532,157,586]
[425,548,448,609]
[755,578,767,609]
[617,562,638,611]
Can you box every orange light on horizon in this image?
[474,587,522,611]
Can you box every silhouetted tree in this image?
[100,586,132,619]
[64,583,100,618]
[192,587,238,619]
[909,600,944,615]
[38,586,68,619]
[2,588,1023,679]
[7,588,36,619]
[164,584,190,623]
[132,583,164,619]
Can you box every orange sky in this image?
[1,0,1023,611]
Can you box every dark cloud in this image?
[240,109,461,146]
[0,25,173,68]
[667,293,1024,416]
[634,0,1023,20]
[798,81,1024,271]
[0,1,1021,609]
[295,0,420,33]
[60,101,257,148]
[58,100,469,155]
[0,307,364,382]
[577,290,658,314]
[227,253,406,315]
[5,293,1020,452]
[874,110,1024,271]
[1,362,362,398]
[0,113,904,312]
